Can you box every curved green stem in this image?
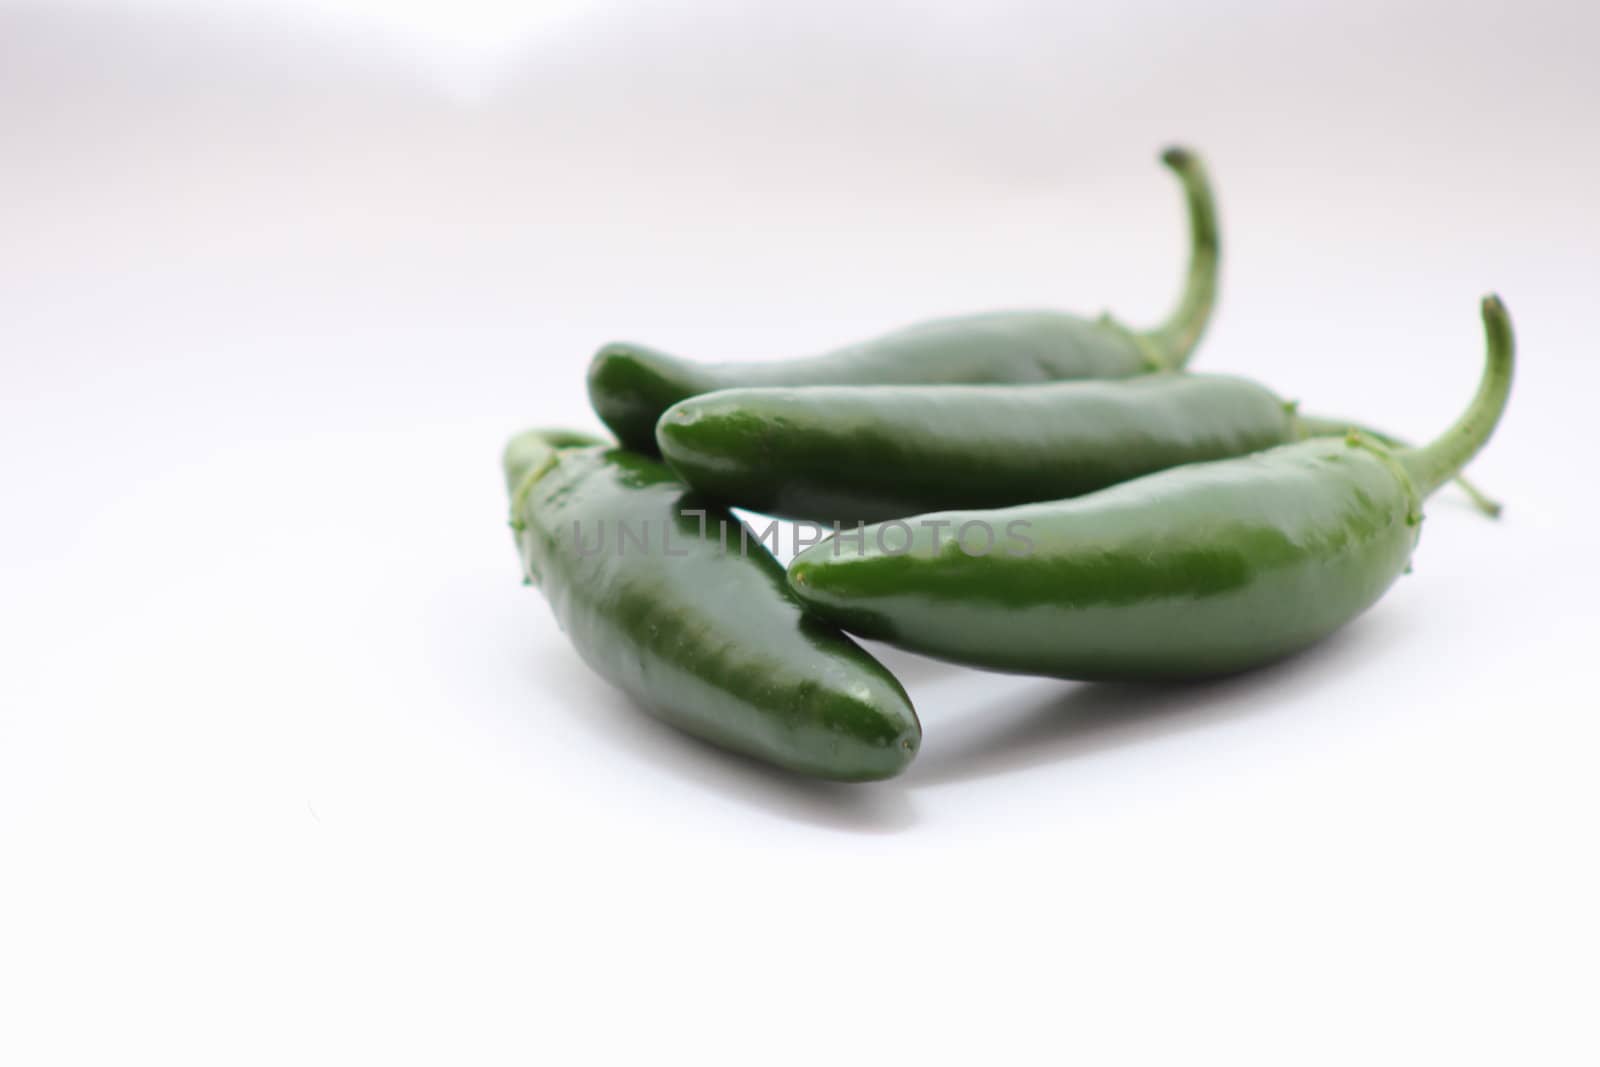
[1141,146,1222,370]
[503,429,611,583]
[1397,295,1516,502]
[1295,414,1503,518]
[504,428,609,505]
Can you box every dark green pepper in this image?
[785,297,1514,681]
[588,146,1221,453]
[655,374,1501,523]
[504,430,920,780]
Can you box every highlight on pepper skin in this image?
[586,146,1224,455]
[508,145,1515,785]
[780,296,1515,684]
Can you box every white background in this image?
[3,1,1598,1062]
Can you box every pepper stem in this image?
[1397,295,1515,502]
[1141,146,1222,370]
[1294,414,1503,518]
[504,428,608,502]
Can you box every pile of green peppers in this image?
[505,147,1514,782]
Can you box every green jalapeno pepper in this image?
[588,146,1221,453]
[505,430,920,780]
[655,374,1501,523]
[785,296,1514,681]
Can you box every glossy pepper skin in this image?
[785,297,1514,681]
[661,375,1290,522]
[504,430,920,780]
[588,146,1220,453]
[656,376,1502,524]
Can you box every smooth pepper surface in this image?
[505,431,920,780]
[786,297,1515,680]
[656,373,1296,522]
[588,146,1221,453]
